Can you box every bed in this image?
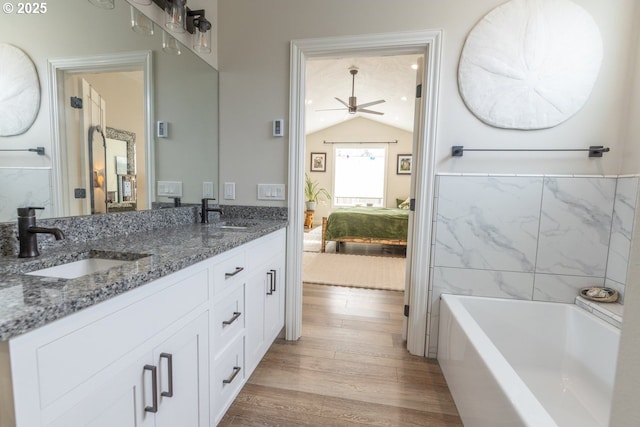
[321,207,409,253]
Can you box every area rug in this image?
[303,226,335,252]
[302,252,406,291]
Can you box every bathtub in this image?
[437,294,620,427]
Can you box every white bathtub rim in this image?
[439,294,560,427]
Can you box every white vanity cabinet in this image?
[210,227,286,425]
[244,229,286,376]
[5,263,211,427]
[46,312,209,427]
[0,227,286,427]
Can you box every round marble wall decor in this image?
[0,43,41,136]
[458,0,602,130]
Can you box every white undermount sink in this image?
[26,258,136,279]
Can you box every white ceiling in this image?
[304,54,422,135]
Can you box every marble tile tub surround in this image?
[428,174,639,357]
[0,212,287,341]
[0,205,288,257]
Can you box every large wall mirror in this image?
[0,0,219,222]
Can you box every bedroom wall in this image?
[218,0,637,206]
[305,117,412,224]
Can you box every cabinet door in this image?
[154,312,209,427]
[244,269,266,376]
[264,258,285,344]
[46,353,153,427]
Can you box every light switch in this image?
[257,184,285,200]
[157,181,183,197]
[224,182,235,200]
[203,182,214,198]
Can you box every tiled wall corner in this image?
[429,174,631,357]
[605,176,640,303]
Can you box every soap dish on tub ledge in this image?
[580,287,619,303]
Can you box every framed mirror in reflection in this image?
[0,0,219,222]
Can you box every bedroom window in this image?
[334,147,386,207]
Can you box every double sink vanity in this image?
[0,206,288,427]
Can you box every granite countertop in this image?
[0,219,287,341]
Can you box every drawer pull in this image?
[225,267,244,279]
[160,353,174,398]
[222,311,242,326]
[266,271,273,295]
[270,269,277,293]
[143,364,158,413]
[222,366,242,385]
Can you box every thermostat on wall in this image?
[157,121,168,138]
[273,119,284,137]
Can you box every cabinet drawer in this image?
[212,335,245,424]
[212,285,245,357]
[36,269,209,408]
[212,250,247,295]
[248,229,286,270]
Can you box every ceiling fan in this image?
[319,66,385,115]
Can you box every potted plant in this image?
[304,173,330,211]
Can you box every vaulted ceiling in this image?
[304,54,423,135]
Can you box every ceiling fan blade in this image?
[315,108,348,112]
[357,108,384,115]
[334,97,350,108]
[356,99,385,109]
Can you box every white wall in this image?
[304,117,412,223]
[218,0,638,206]
[610,2,640,424]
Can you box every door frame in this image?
[285,30,443,356]
[48,51,154,217]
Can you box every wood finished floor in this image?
[219,283,462,426]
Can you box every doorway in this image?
[48,51,154,218]
[286,30,443,356]
[302,54,418,340]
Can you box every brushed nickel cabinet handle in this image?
[222,311,242,326]
[225,266,244,279]
[222,366,241,385]
[143,364,158,413]
[160,353,174,398]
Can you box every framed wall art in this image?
[310,152,326,172]
[397,154,412,175]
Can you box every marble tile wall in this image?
[0,167,52,222]
[605,177,640,302]
[428,174,638,357]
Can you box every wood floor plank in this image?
[320,396,464,427]
[221,283,462,426]
[302,323,395,347]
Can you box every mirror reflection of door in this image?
[61,69,146,216]
[82,79,107,214]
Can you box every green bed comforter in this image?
[324,207,409,241]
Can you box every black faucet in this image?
[17,207,65,258]
[201,198,223,223]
